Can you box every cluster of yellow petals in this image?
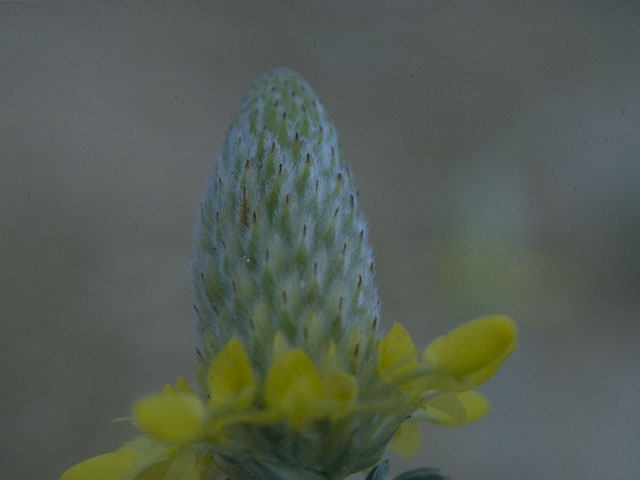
[60,315,516,479]
[60,335,360,479]
[380,315,517,457]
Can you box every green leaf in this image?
[365,459,390,480]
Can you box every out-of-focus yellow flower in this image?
[134,392,206,444]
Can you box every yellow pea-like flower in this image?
[134,392,206,444]
[390,419,422,457]
[323,370,358,407]
[378,322,418,382]
[59,451,137,480]
[208,337,256,411]
[265,348,324,429]
[423,315,517,386]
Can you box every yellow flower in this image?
[423,315,517,385]
[385,315,517,457]
[59,439,197,480]
[134,392,206,444]
[207,337,256,411]
[377,322,418,382]
[389,420,422,458]
[264,346,358,430]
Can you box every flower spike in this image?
[59,69,517,480]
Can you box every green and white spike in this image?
[192,68,381,379]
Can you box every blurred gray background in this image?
[2,2,639,479]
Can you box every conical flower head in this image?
[59,69,517,480]
[192,68,380,378]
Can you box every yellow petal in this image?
[265,348,324,430]
[389,419,421,457]
[378,323,418,381]
[285,376,325,430]
[323,370,358,406]
[163,376,194,395]
[423,315,517,385]
[134,392,206,444]
[164,449,199,480]
[265,348,323,408]
[59,451,136,480]
[208,337,256,410]
[417,390,489,426]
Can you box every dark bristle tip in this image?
[306,153,310,163]
[354,344,360,356]
[282,291,287,304]
[358,275,362,288]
